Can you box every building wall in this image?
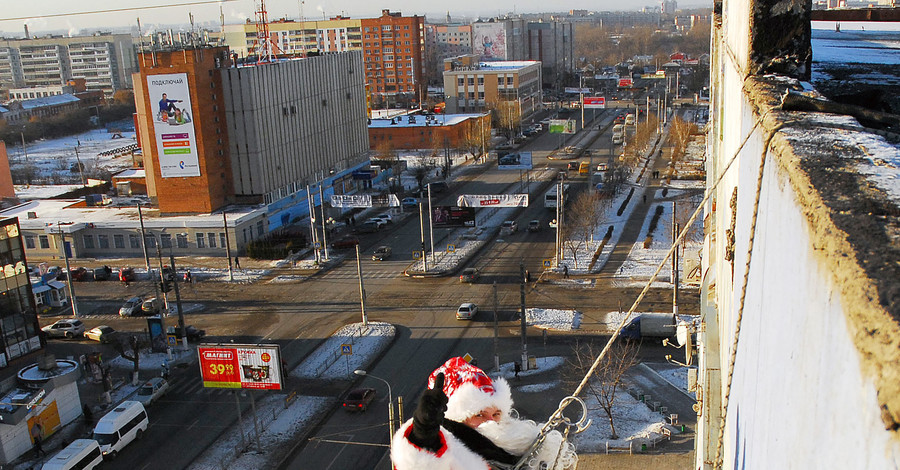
[0,143,15,199]
[368,114,489,150]
[221,18,362,59]
[220,52,369,206]
[443,59,542,117]
[0,218,41,368]
[361,10,426,103]
[527,21,574,87]
[134,46,234,214]
[698,1,900,468]
[424,24,472,85]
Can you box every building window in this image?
[39,235,49,249]
[207,233,217,248]
[145,235,156,249]
[507,77,514,85]
[176,234,188,249]
[160,234,172,248]
[83,235,94,249]
[467,77,474,85]
[478,77,484,85]
[196,233,206,248]
[114,234,125,249]
[220,233,227,248]
[98,235,109,249]
[457,77,464,87]
[25,236,34,249]
[256,221,264,237]
[129,234,140,249]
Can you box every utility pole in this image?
[137,204,152,275]
[306,185,319,264]
[493,282,500,373]
[427,183,435,264]
[57,224,79,317]
[169,253,186,348]
[223,211,234,282]
[318,184,329,260]
[355,244,368,326]
[673,200,679,316]
[519,262,528,371]
[418,202,427,273]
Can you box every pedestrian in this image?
[234,256,241,270]
[643,194,647,203]
[161,358,170,379]
[392,357,576,469]
[514,361,521,379]
[30,421,45,457]
[524,270,530,283]
[563,265,569,278]
[184,270,192,284]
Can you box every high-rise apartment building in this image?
[527,21,575,90]
[360,10,425,107]
[220,17,362,58]
[424,23,472,85]
[471,18,528,62]
[0,34,135,96]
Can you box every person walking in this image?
[563,265,569,278]
[234,256,241,270]
[31,421,46,457]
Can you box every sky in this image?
[0,0,709,36]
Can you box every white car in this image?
[42,319,85,339]
[456,303,478,320]
[367,217,387,229]
[501,220,518,234]
[85,325,117,343]
[136,377,169,406]
[374,212,393,224]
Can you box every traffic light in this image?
[160,280,172,293]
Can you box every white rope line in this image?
[712,122,785,468]
[532,114,768,447]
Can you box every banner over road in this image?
[330,194,400,208]
[457,194,529,207]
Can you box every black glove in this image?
[442,419,519,465]
[407,373,448,452]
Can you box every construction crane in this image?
[252,0,283,64]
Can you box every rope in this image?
[518,113,770,469]
[712,122,786,468]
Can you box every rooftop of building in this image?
[368,113,484,129]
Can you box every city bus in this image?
[544,183,571,209]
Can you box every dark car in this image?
[92,266,112,281]
[567,161,579,171]
[331,236,360,249]
[119,267,136,284]
[172,325,206,342]
[342,388,377,412]
[429,181,449,193]
[459,267,480,283]
[355,221,381,234]
[69,267,90,281]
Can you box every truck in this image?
[620,312,676,341]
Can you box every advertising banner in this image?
[146,73,201,178]
[496,151,533,170]
[549,119,576,134]
[473,23,507,59]
[431,206,476,227]
[618,77,634,88]
[457,194,529,208]
[564,87,591,94]
[583,97,606,109]
[330,194,400,208]
[198,344,284,390]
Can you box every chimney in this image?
[24,24,29,39]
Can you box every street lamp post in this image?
[354,369,394,444]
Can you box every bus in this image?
[544,183,571,209]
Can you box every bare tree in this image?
[115,335,146,385]
[457,118,489,161]
[496,101,521,142]
[668,117,698,165]
[413,155,437,191]
[565,339,640,439]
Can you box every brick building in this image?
[368,113,489,150]
[360,10,426,108]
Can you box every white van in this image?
[92,401,149,459]
[41,439,102,470]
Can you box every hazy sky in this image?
[1,0,707,35]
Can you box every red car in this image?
[342,388,376,412]
[331,236,360,250]
[119,267,136,284]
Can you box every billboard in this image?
[618,77,634,88]
[497,151,533,170]
[331,194,400,208]
[583,97,606,109]
[431,206,476,227]
[457,194,529,208]
[549,119,576,134]
[146,73,201,178]
[198,344,284,390]
[564,87,591,94]
[473,23,507,59]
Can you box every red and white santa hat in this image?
[428,357,513,423]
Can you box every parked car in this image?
[171,325,206,342]
[367,218,387,229]
[118,267,136,284]
[429,181,449,193]
[456,303,478,320]
[401,197,418,210]
[459,268,480,283]
[136,377,169,406]
[372,246,392,261]
[528,220,541,232]
[141,298,162,315]
[93,266,112,281]
[355,221,382,234]
[69,267,90,282]
[85,325,117,343]
[501,220,518,234]
[342,388,377,412]
[118,297,144,317]
[374,212,393,224]
[41,319,85,339]
[331,236,359,249]
[567,161,579,171]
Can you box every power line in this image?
[0,0,238,23]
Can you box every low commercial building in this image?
[442,55,542,119]
[367,113,489,150]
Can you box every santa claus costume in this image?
[391,357,577,470]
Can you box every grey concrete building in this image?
[526,21,575,88]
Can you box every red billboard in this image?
[583,96,606,109]
[198,344,283,390]
[618,78,633,88]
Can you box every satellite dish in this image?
[676,321,689,347]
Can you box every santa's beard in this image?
[474,415,577,470]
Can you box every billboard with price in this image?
[583,97,606,109]
[198,344,283,390]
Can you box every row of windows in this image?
[24,233,230,251]
[364,32,412,39]
[456,76,516,86]
[363,25,411,32]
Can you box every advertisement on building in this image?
[457,194,528,208]
[583,97,606,109]
[198,344,284,390]
[473,23,507,60]
[431,206,476,227]
[331,194,400,208]
[147,73,201,178]
[496,150,533,170]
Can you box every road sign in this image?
[341,344,352,355]
[413,251,422,259]
[198,344,284,390]
[447,244,456,253]
[543,259,552,268]
[463,353,474,363]
[314,242,321,249]
[167,334,177,347]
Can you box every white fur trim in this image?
[391,419,491,470]
[444,376,514,422]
